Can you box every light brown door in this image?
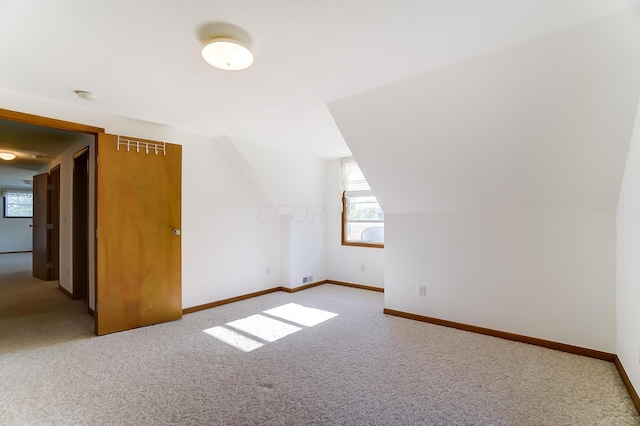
[95,133,182,335]
[32,172,50,280]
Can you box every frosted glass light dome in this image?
[202,38,254,71]
[0,152,16,161]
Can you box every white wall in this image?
[325,159,384,288]
[230,137,328,289]
[385,211,616,352]
[181,136,283,307]
[0,216,31,252]
[616,101,640,392]
[280,215,327,287]
[0,166,34,252]
[327,10,639,352]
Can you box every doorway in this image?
[1,109,184,336]
[31,171,50,280]
[0,108,102,326]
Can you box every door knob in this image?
[29,224,36,228]
[172,229,181,236]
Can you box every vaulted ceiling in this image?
[1,0,637,160]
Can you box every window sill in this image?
[342,241,384,249]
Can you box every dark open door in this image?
[32,172,50,280]
[95,133,182,335]
[72,147,89,300]
[49,165,60,281]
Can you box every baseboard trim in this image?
[386,308,640,415]
[279,281,326,293]
[182,279,383,315]
[0,250,32,254]
[182,287,282,314]
[58,285,74,299]
[614,355,640,414]
[326,279,384,293]
[383,308,615,362]
[88,307,95,317]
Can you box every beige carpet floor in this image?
[1,252,639,425]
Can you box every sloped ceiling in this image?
[328,7,640,213]
[0,1,638,158]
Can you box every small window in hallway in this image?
[2,189,33,218]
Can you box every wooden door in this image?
[95,133,182,335]
[49,165,60,280]
[32,172,50,280]
[72,148,89,300]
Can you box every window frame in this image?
[2,190,34,219]
[341,191,384,249]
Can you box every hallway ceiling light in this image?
[0,151,16,161]
[201,38,254,70]
[74,90,95,100]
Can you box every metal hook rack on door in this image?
[116,136,166,155]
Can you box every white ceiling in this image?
[0,0,638,159]
[0,119,93,189]
[0,119,91,170]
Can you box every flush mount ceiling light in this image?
[74,90,95,100]
[0,151,16,161]
[202,38,254,71]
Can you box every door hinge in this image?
[47,223,53,230]
[95,229,99,239]
[46,263,52,269]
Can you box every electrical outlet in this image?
[360,265,366,273]
[418,285,426,297]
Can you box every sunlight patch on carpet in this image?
[203,304,338,352]
[203,326,264,352]
[227,314,302,342]
[264,303,338,327]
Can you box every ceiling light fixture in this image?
[0,151,16,161]
[74,90,95,100]
[201,38,254,71]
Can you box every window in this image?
[2,188,33,218]
[341,159,384,247]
